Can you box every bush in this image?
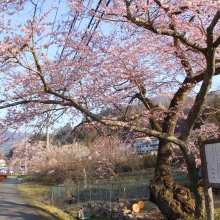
[90,213,97,218]
[120,165,132,172]
[20,175,37,183]
[143,154,157,168]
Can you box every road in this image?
[0,176,42,220]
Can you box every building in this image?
[0,159,6,167]
[0,159,7,173]
[133,137,159,154]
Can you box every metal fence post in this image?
[106,182,108,201]
[78,185,80,204]
[98,182,100,201]
[51,186,53,200]
[135,181,137,198]
[59,185,61,199]
[90,184,92,204]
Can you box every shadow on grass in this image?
[29,203,75,220]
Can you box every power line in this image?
[59,11,80,59]
[46,0,62,56]
[72,0,111,60]
[51,0,111,90]
[59,0,93,60]
[55,0,107,80]
[86,0,111,46]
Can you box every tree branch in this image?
[124,1,206,54]
[214,35,220,48]
[207,10,220,33]
[154,0,188,14]
[207,10,220,47]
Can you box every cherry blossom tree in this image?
[9,137,94,182]
[89,135,135,178]
[0,0,220,218]
[9,138,46,173]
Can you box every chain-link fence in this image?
[52,180,150,203]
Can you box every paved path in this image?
[0,176,42,220]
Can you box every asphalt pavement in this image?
[0,176,42,220]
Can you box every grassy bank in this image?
[17,183,75,220]
[16,174,220,220]
[17,181,111,220]
[16,180,162,220]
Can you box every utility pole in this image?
[25,124,28,175]
[45,122,50,171]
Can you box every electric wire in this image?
[72,0,105,60]
[86,0,111,46]
[59,11,80,59]
[52,0,111,93]
[46,0,61,56]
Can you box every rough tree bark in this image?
[133,75,205,218]
[148,113,199,219]
[150,141,195,219]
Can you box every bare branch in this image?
[207,10,220,33]
[124,1,206,54]
[214,35,220,48]
[154,0,188,14]
[207,10,220,46]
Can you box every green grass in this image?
[17,183,75,220]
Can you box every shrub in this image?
[143,154,157,168]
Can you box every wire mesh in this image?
[51,180,150,203]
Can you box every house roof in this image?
[134,136,157,141]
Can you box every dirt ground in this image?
[63,199,164,220]
[63,194,220,220]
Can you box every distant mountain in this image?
[0,132,23,154]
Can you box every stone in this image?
[119,202,125,208]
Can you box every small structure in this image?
[199,138,220,220]
[78,207,84,219]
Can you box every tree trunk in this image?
[149,140,196,219]
[139,74,205,218]
[150,176,195,219]
[184,153,205,218]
